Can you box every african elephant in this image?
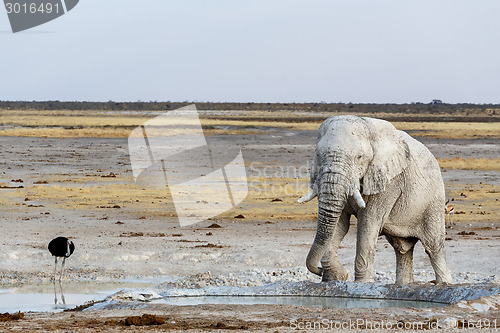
[298,115,452,284]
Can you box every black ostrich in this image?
[48,237,75,281]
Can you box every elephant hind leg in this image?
[420,205,453,284]
[420,238,452,283]
[386,236,418,284]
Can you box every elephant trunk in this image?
[306,171,349,276]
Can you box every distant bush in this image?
[0,100,499,116]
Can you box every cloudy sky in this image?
[1,0,499,103]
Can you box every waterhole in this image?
[163,295,448,309]
[0,292,448,313]
[0,279,156,313]
[0,292,103,312]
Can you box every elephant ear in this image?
[309,149,319,193]
[362,118,410,195]
[309,123,327,193]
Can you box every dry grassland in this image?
[438,158,500,171]
[1,110,499,139]
[393,122,500,139]
[1,109,498,224]
[2,172,497,224]
[444,183,500,223]
[1,174,316,222]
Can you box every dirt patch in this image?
[121,314,165,326]
[458,231,477,236]
[120,232,144,237]
[0,312,24,322]
[1,304,499,332]
[194,243,224,248]
[98,205,121,209]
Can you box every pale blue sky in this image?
[1,0,499,103]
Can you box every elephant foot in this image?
[321,268,349,282]
[354,276,374,283]
[395,277,415,284]
[434,276,452,285]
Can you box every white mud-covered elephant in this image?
[299,115,452,284]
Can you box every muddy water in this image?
[0,288,448,313]
[0,291,103,312]
[163,295,448,309]
[0,279,159,312]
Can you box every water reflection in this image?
[163,296,448,309]
[53,281,66,307]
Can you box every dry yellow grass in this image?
[0,193,17,206]
[2,109,499,139]
[3,170,497,223]
[0,110,306,137]
[444,183,500,223]
[2,182,175,217]
[438,158,500,171]
[393,122,500,139]
[3,161,498,223]
[1,174,316,221]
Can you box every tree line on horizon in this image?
[0,100,498,115]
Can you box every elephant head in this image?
[301,116,410,276]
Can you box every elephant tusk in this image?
[297,189,317,203]
[354,189,366,209]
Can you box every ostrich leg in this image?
[60,257,66,281]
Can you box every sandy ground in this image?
[0,110,499,331]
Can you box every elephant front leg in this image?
[321,211,351,282]
[354,217,382,283]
